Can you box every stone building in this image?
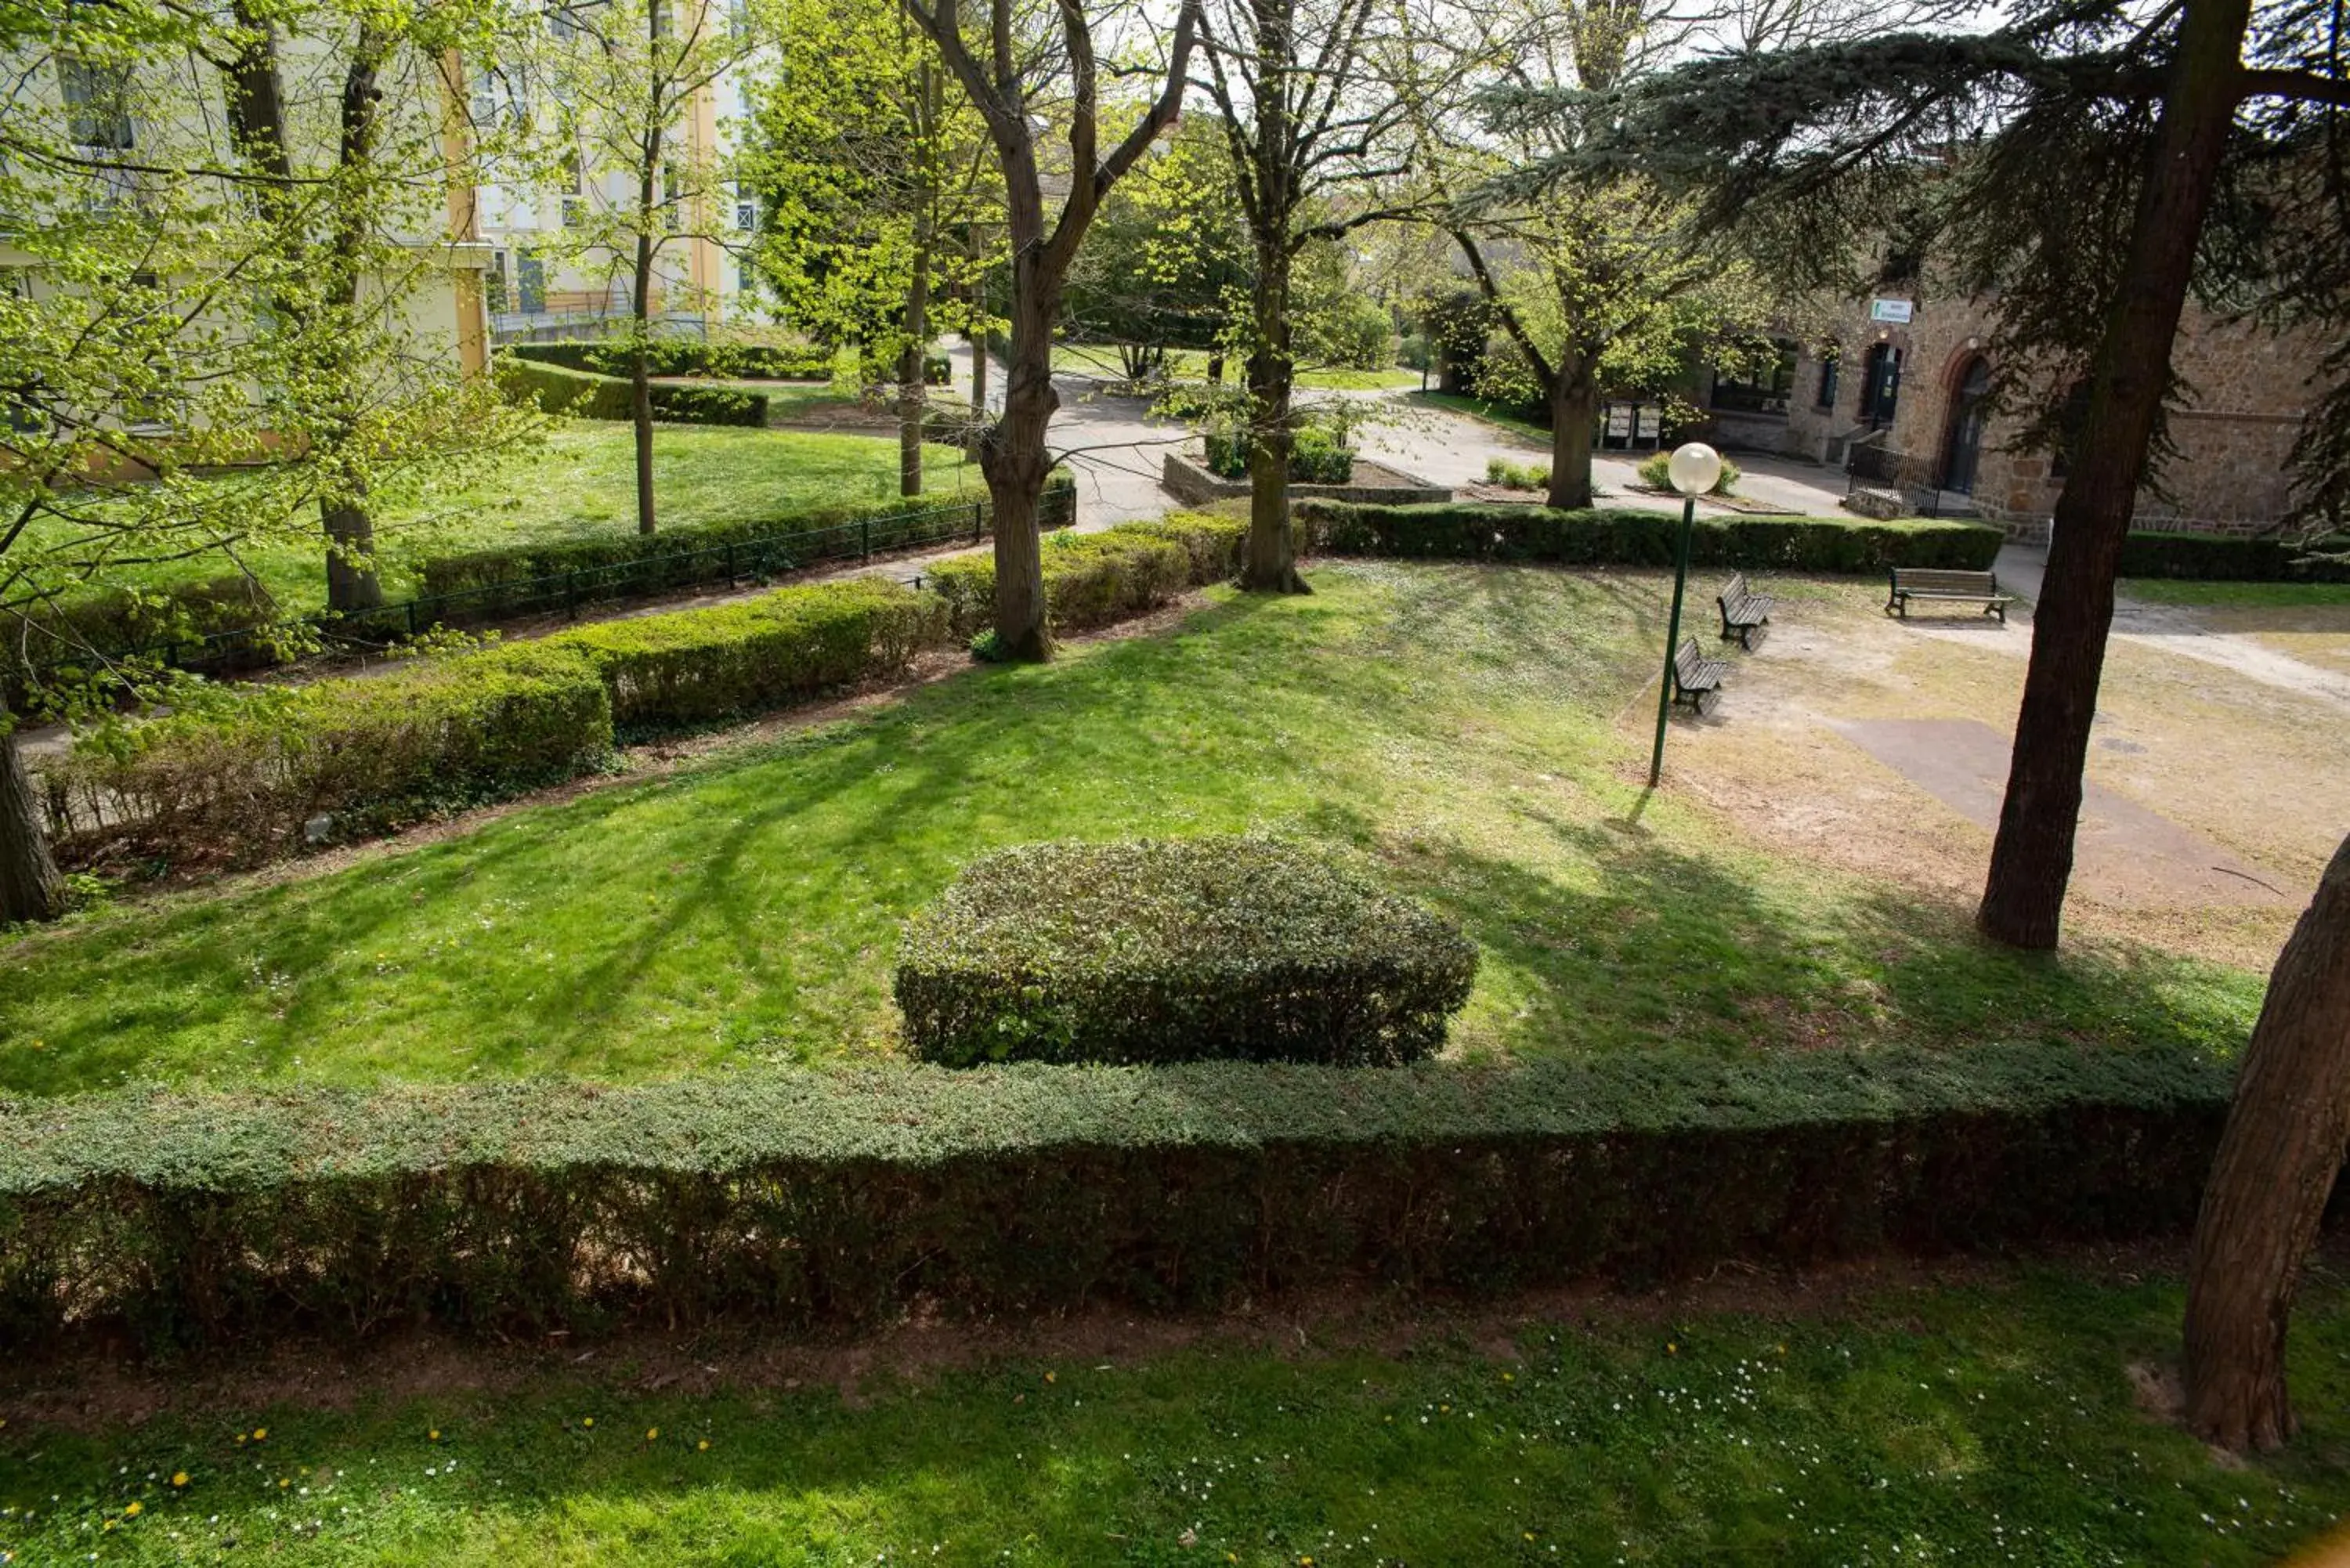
[1696,292,2327,542]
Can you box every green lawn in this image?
[1055,341,1422,392]
[2120,579,2350,607]
[5,1270,2347,1565]
[35,424,977,616]
[1409,388,1555,446]
[0,562,2260,1095]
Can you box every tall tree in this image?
[1195,0,1421,591]
[2183,833,2350,1453]
[1,0,515,922]
[540,0,762,535]
[746,0,1000,496]
[902,0,1202,659]
[1502,0,2350,947]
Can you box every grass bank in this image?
[3,1270,2345,1565]
[0,562,2260,1094]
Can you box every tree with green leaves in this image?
[1195,0,1430,591]
[745,0,1000,496]
[901,0,1201,659]
[1499,0,2345,950]
[536,0,764,534]
[0,0,519,923]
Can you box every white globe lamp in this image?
[1667,441,1722,497]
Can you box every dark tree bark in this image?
[903,0,1198,659]
[898,63,941,500]
[2182,834,2350,1452]
[0,699,63,925]
[1976,0,2254,948]
[629,27,666,540]
[1546,356,1597,511]
[1241,232,1306,592]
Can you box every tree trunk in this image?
[0,699,63,925]
[967,320,988,415]
[1240,236,1306,593]
[898,262,931,499]
[1976,0,2253,949]
[975,251,1058,659]
[323,494,384,613]
[1544,361,1598,511]
[2183,833,2350,1451]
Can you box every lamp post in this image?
[1647,441,1723,788]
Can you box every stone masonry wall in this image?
[1777,294,2323,537]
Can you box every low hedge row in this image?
[508,339,836,381]
[48,643,614,857]
[498,358,769,428]
[897,836,1478,1066]
[50,578,946,858]
[549,575,945,736]
[2117,529,2350,582]
[2,575,280,702]
[0,1043,2236,1348]
[927,519,1203,640]
[1297,501,2005,572]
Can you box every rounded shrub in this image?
[1636,450,1741,495]
[895,835,1478,1068]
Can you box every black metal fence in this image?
[1842,438,1950,519]
[118,485,1073,675]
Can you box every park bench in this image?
[1716,572,1773,649]
[1886,566,2010,623]
[1672,638,1726,715]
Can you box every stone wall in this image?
[1781,294,2323,537]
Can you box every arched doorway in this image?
[1940,356,1992,494]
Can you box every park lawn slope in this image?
[0,562,2262,1093]
[2,1270,2346,1564]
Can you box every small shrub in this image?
[1296,500,2002,573]
[1202,427,1357,485]
[1484,457,1551,491]
[895,836,1478,1067]
[1636,450,1741,495]
[967,627,1007,663]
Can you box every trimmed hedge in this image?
[550,576,945,735]
[1205,427,1356,483]
[48,644,614,856]
[1299,501,2005,572]
[413,477,1074,616]
[0,1042,2236,1348]
[2117,529,2350,582]
[499,357,769,428]
[51,579,946,857]
[509,339,835,381]
[2,575,281,701]
[926,522,1195,640]
[896,837,1478,1066]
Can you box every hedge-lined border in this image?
[0,1042,2235,1346]
[498,358,770,428]
[2117,529,2350,583]
[1298,500,2005,572]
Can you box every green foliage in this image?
[548,578,945,737]
[0,1041,2232,1346]
[49,646,615,859]
[1636,450,1742,494]
[1484,457,1550,490]
[50,578,949,858]
[925,522,1202,641]
[1064,114,1249,356]
[2113,530,2350,583]
[508,340,837,381]
[896,836,1477,1066]
[497,358,768,428]
[2,576,284,703]
[1300,501,2002,571]
[1203,428,1357,484]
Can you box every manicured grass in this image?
[2120,579,2350,607]
[32,423,978,616]
[5,1270,2348,1564]
[1055,341,1422,392]
[0,562,2261,1093]
[1409,388,1555,446]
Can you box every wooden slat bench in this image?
[1672,638,1726,715]
[1716,571,1773,649]
[1887,567,2010,622]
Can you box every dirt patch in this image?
[1667,578,2348,969]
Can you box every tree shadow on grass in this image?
[1383,805,2253,1063]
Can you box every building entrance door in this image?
[1940,356,1991,494]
